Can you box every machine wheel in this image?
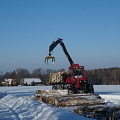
[52,85,57,90]
[87,83,94,94]
[57,84,63,90]
[68,88,74,94]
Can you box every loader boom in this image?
[46,38,74,66]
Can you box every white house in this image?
[21,78,42,86]
[4,78,12,85]
[2,78,17,86]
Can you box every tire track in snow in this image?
[0,102,21,120]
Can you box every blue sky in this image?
[0,0,120,74]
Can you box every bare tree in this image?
[15,67,30,83]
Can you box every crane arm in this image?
[48,38,62,56]
[45,38,74,66]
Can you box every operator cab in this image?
[68,64,85,78]
[74,67,83,78]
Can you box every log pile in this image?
[34,90,120,119]
[35,90,105,107]
[73,105,120,119]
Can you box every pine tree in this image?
[31,81,35,86]
[25,82,28,86]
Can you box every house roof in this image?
[23,78,41,84]
[4,79,12,84]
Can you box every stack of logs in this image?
[73,105,120,119]
[34,90,120,119]
[35,90,105,107]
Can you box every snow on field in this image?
[94,85,120,105]
[0,86,92,120]
[0,85,120,120]
[0,94,90,120]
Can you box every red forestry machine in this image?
[45,38,94,94]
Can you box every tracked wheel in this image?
[87,83,94,94]
[68,88,74,94]
[52,85,57,90]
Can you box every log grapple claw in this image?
[45,56,55,64]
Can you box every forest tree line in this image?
[86,67,120,85]
[0,67,120,86]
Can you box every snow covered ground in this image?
[94,85,120,105]
[0,85,120,120]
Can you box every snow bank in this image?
[0,92,6,99]
[100,94,120,105]
[0,94,91,120]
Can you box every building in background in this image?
[2,78,16,86]
[20,78,42,86]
